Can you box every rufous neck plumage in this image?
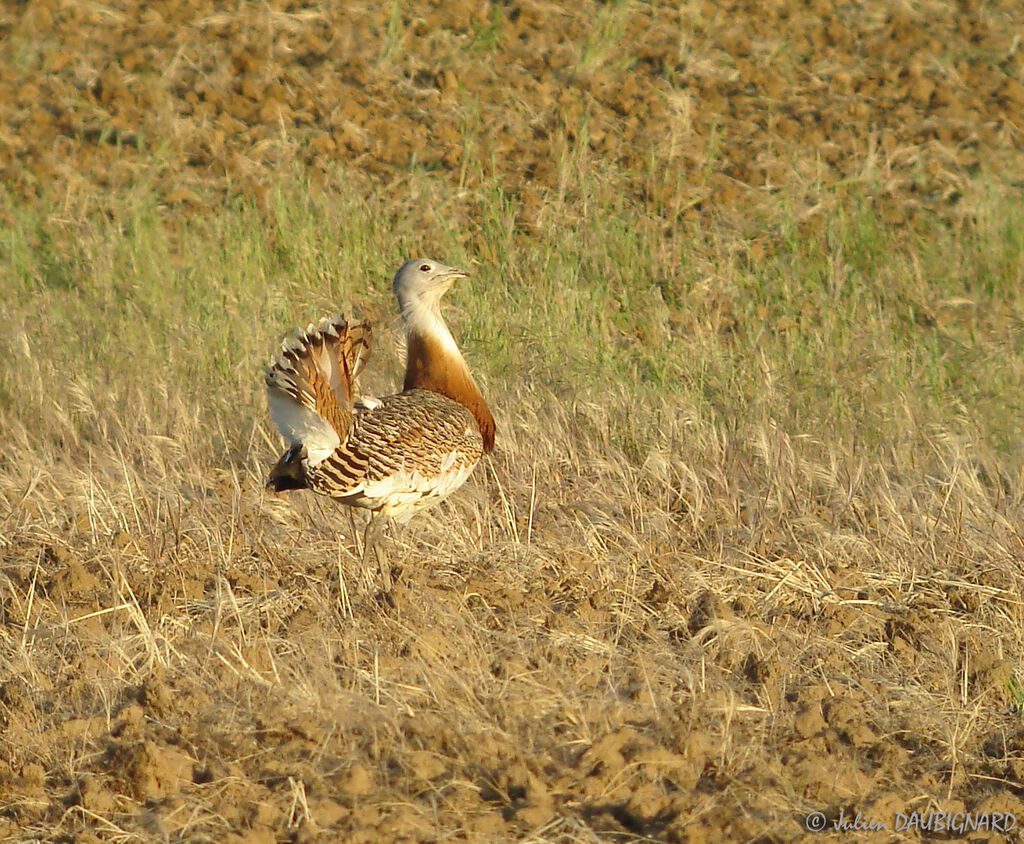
[401,307,495,453]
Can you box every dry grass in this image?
[2,177,1024,843]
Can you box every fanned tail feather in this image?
[265,316,372,480]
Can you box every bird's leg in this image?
[347,508,360,552]
[361,513,392,592]
[335,530,353,619]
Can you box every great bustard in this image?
[264,259,495,586]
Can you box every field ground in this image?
[3,1,1024,842]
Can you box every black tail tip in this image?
[267,444,308,492]
[266,475,308,493]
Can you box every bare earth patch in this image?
[3,400,1024,841]
[1,0,1022,226]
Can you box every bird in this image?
[264,259,495,588]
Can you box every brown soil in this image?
[2,0,1022,225]
[4,486,1024,843]
[3,2,1024,843]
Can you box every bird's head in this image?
[392,259,468,316]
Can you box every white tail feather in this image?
[266,385,339,466]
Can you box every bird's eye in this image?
[420,264,431,272]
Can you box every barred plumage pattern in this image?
[309,388,483,519]
[265,314,371,442]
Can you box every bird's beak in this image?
[435,268,469,292]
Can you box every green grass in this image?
[575,0,635,75]
[1010,673,1024,715]
[469,6,505,53]
[2,171,1023,473]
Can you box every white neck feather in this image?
[400,299,462,359]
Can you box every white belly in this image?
[346,455,479,522]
